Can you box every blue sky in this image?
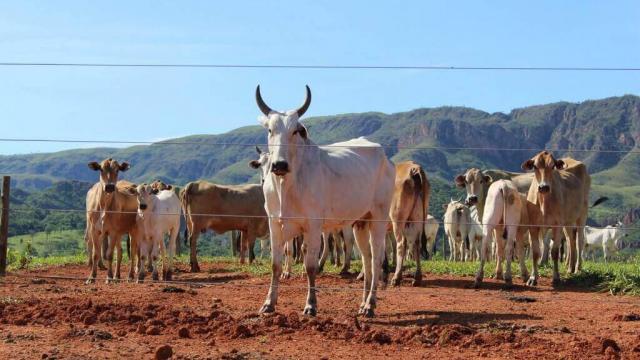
[0,1,639,154]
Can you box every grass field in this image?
[7,251,640,296]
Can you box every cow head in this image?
[150,180,172,192]
[135,183,154,217]
[88,158,130,193]
[454,168,492,206]
[256,85,311,177]
[521,151,565,195]
[248,146,271,185]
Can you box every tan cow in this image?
[181,180,269,271]
[521,152,591,284]
[85,158,140,283]
[389,161,430,287]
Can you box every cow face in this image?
[88,158,130,193]
[521,151,564,195]
[454,168,492,206]
[255,85,311,177]
[135,184,154,217]
[248,146,271,185]
[150,180,172,192]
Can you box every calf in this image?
[467,206,483,261]
[134,183,181,281]
[423,215,439,259]
[583,222,627,262]
[474,180,532,287]
[443,200,471,261]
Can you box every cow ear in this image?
[119,162,130,172]
[554,159,565,169]
[151,188,159,195]
[295,123,308,139]
[442,203,448,210]
[521,159,534,171]
[88,162,101,171]
[454,174,465,188]
[258,115,269,127]
[128,187,137,195]
[249,160,261,169]
[166,185,172,190]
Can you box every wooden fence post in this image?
[0,176,10,276]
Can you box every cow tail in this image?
[591,196,608,208]
[412,166,430,259]
[126,234,131,259]
[501,184,508,240]
[180,183,193,246]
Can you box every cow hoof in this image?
[339,269,350,277]
[303,306,317,317]
[190,264,200,273]
[259,303,275,314]
[98,263,107,271]
[526,277,537,287]
[105,277,114,284]
[494,273,503,280]
[503,279,513,290]
[152,272,159,281]
[362,307,375,318]
[85,278,95,285]
[390,276,401,287]
[412,276,422,287]
[356,272,364,281]
[552,278,561,287]
[473,279,482,289]
[164,271,173,281]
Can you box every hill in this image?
[1,95,639,225]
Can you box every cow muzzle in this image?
[271,161,289,176]
[466,195,478,206]
[139,203,147,210]
[538,183,550,193]
[104,184,116,193]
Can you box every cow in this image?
[134,183,181,281]
[521,152,591,285]
[389,161,430,287]
[443,199,471,261]
[85,158,140,284]
[474,180,534,288]
[583,222,628,262]
[255,85,395,317]
[181,180,269,271]
[422,215,439,259]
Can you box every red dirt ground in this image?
[1,263,639,359]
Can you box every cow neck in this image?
[97,186,116,224]
[275,138,319,219]
[537,172,561,220]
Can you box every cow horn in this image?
[255,85,273,115]
[296,85,312,118]
[255,146,262,154]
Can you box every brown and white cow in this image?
[521,152,591,284]
[389,161,430,287]
[180,180,269,271]
[85,158,140,283]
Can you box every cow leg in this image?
[127,231,139,282]
[334,233,342,267]
[137,243,147,283]
[353,223,372,314]
[503,229,515,288]
[260,219,286,314]
[86,228,101,284]
[244,230,257,265]
[565,227,577,274]
[115,235,123,281]
[189,230,201,273]
[494,226,505,280]
[260,238,269,259]
[165,228,177,281]
[575,225,584,272]
[282,240,293,279]
[318,233,329,272]
[516,229,529,282]
[540,229,550,265]
[341,229,354,275]
[412,231,422,287]
[363,220,386,318]
[104,233,119,283]
[550,226,562,286]
[302,226,322,316]
[391,221,406,287]
[475,224,495,288]
[527,227,541,286]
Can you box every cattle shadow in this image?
[421,278,538,293]
[369,309,541,327]
[174,273,249,284]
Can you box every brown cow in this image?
[389,161,430,287]
[521,152,590,285]
[85,158,140,283]
[181,180,269,271]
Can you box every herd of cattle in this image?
[83,86,628,317]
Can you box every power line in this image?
[0,138,637,154]
[1,62,640,71]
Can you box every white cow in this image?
[583,222,627,262]
[474,180,530,287]
[134,183,181,281]
[443,200,471,261]
[255,85,395,317]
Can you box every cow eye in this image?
[292,130,298,136]
[268,129,272,134]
